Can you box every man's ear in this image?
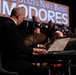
[16,16,18,19]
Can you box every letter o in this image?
[39,9,47,22]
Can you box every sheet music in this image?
[48,38,70,52]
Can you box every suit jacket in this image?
[0,17,33,69]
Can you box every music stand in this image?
[47,38,71,75]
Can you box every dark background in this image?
[46,0,76,28]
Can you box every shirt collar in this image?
[11,18,17,25]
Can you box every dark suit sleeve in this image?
[0,19,33,56]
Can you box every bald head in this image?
[10,7,23,17]
[54,30,64,39]
[10,7,25,25]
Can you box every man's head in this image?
[34,27,41,34]
[54,30,64,39]
[10,7,25,25]
[32,15,38,22]
[48,20,54,27]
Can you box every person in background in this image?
[29,15,41,34]
[23,26,46,48]
[33,27,47,47]
[53,29,64,39]
[0,7,48,75]
[47,20,55,41]
[61,24,69,37]
[34,27,41,34]
[49,23,64,39]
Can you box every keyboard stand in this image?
[48,63,52,75]
[47,60,71,75]
[68,60,71,75]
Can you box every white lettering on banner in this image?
[55,12,62,24]
[48,10,55,23]
[62,14,68,24]
[18,0,39,7]
[18,0,23,3]
[54,4,66,13]
[40,0,53,10]
[1,0,69,25]
[29,6,38,19]
[39,8,47,21]
[3,1,16,16]
[10,0,16,2]
[0,0,1,14]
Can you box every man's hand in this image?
[37,44,45,48]
[33,48,48,55]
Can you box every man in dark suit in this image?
[0,7,48,75]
